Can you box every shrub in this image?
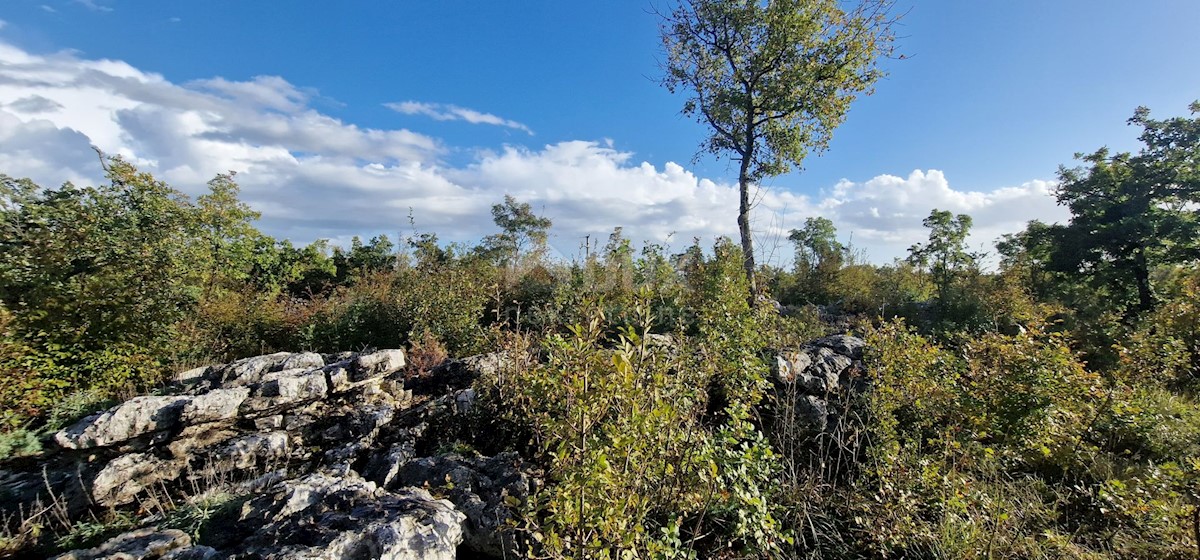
[491,249,789,558]
[302,265,490,356]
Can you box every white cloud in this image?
[73,0,113,12]
[5,94,64,113]
[0,39,1068,266]
[810,170,1069,264]
[386,101,533,135]
[41,5,57,13]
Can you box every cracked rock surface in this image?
[3,348,531,559]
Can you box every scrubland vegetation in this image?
[1,104,1198,558]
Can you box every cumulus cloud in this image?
[386,101,533,135]
[6,94,64,113]
[0,39,1067,265]
[812,170,1070,264]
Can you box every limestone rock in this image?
[180,387,249,425]
[91,453,185,507]
[239,369,329,415]
[410,351,515,394]
[55,396,191,450]
[172,366,210,386]
[813,334,866,360]
[364,441,416,488]
[258,369,328,402]
[771,335,867,437]
[794,394,829,433]
[279,352,324,371]
[217,352,293,387]
[214,431,289,470]
[52,528,192,560]
[774,350,813,384]
[398,452,530,557]
[353,349,407,381]
[239,472,465,560]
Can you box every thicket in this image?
[1,102,1198,558]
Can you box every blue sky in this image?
[1,0,1198,263]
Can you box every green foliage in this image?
[831,318,1199,558]
[907,209,978,304]
[661,0,895,295]
[1005,102,1200,323]
[194,172,266,291]
[301,264,489,356]
[787,217,846,304]
[476,194,553,269]
[492,245,789,558]
[332,235,397,283]
[505,305,714,557]
[1117,268,1200,388]
[0,428,41,459]
[3,113,1199,558]
[0,160,199,353]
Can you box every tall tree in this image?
[789,216,844,272]
[660,0,894,298]
[195,172,265,292]
[788,216,845,302]
[1004,102,1200,317]
[0,158,199,352]
[477,195,553,267]
[907,209,977,303]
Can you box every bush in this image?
[302,264,490,356]
[487,243,789,558]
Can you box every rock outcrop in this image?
[3,348,529,559]
[6,334,869,559]
[771,334,868,434]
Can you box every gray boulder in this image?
[813,334,866,360]
[52,528,193,560]
[180,387,249,425]
[216,352,294,387]
[398,452,530,557]
[91,453,185,507]
[55,396,191,450]
[353,349,407,381]
[279,352,324,371]
[239,472,465,560]
[771,335,867,436]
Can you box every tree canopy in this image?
[660,0,895,297]
[1002,102,1200,317]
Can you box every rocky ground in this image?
[0,334,866,559]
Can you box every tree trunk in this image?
[737,159,757,303]
[1133,247,1153,314]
